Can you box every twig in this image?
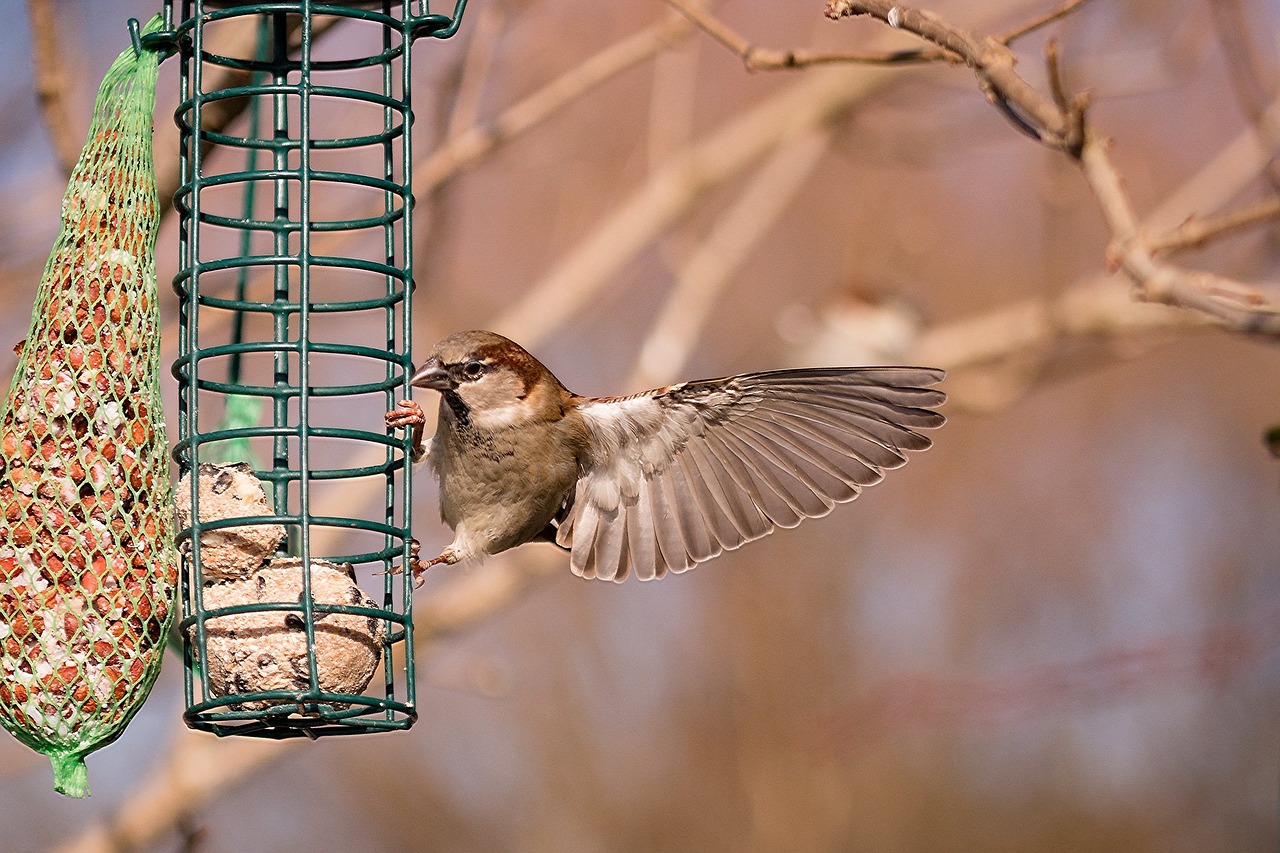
[1149,197,1280,256]
[26,0,81,177]
[663,0,960,69]
[664,0,1087,71]
[824,0,1280,335]
[995,0,1089,45]
[1079,134,1280,329]
[1146,90,1280,233]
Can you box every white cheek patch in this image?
[456,372,536,430]
[470,400,530,430]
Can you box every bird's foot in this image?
[384,539,457,588]
[385,399,426,430]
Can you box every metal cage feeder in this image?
[165,0,466,738]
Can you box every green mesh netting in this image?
[0,16,174,798]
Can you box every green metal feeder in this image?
[163,0,466,738]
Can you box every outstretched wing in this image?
[556,367,945,582]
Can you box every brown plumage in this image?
[386,330,945,583]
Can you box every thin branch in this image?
[663,0,960,69]
[1080,134,1280,329]
[26,0,82,177]
[996,0,1089,45]
[824,0,1280,335]
[664,0,1087,71]
[1146,90,1280,233]
[1149,196,1280,255]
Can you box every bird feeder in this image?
[165,0,466,738]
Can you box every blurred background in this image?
[2,0,1280,850]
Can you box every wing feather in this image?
[710,429,808,528]
[651,468,691,576]
[566,366,945,581]
[675,451,732,558]
[626,477,661,581]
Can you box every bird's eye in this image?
[461,361,487,380]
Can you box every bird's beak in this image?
[410,358,455,391]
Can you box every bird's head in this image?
[410,330,565,430]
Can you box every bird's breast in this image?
[430,415,582,555]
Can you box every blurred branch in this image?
[53,550,559,853]
[632,127,834,388]
[416,13,697,193]
[1140,90,1280,232]
[444,0,508,138]
[26,0,81,177]
[1206,0,1280,190]
[664,0,1087,70]
[789,272,1204,412]
[1148,196,1280,255]
[825,0,1280,335]
[414,551,562,639]
[915,275,1205,411]
[492,64,899,348]
[53,729,295,853]
[490,0,1047,351]
[150,13,708,418]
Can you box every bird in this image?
[385,330,945,585]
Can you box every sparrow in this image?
[385,330,945,584]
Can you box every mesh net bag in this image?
[0,16,174,797]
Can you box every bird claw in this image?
[381,539,449,588]
[385,399,426,430]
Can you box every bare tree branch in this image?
[824,0,1280,335]
[790,84,1280,406]
[663,0,1087,71]
[1149,196,1280,255]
